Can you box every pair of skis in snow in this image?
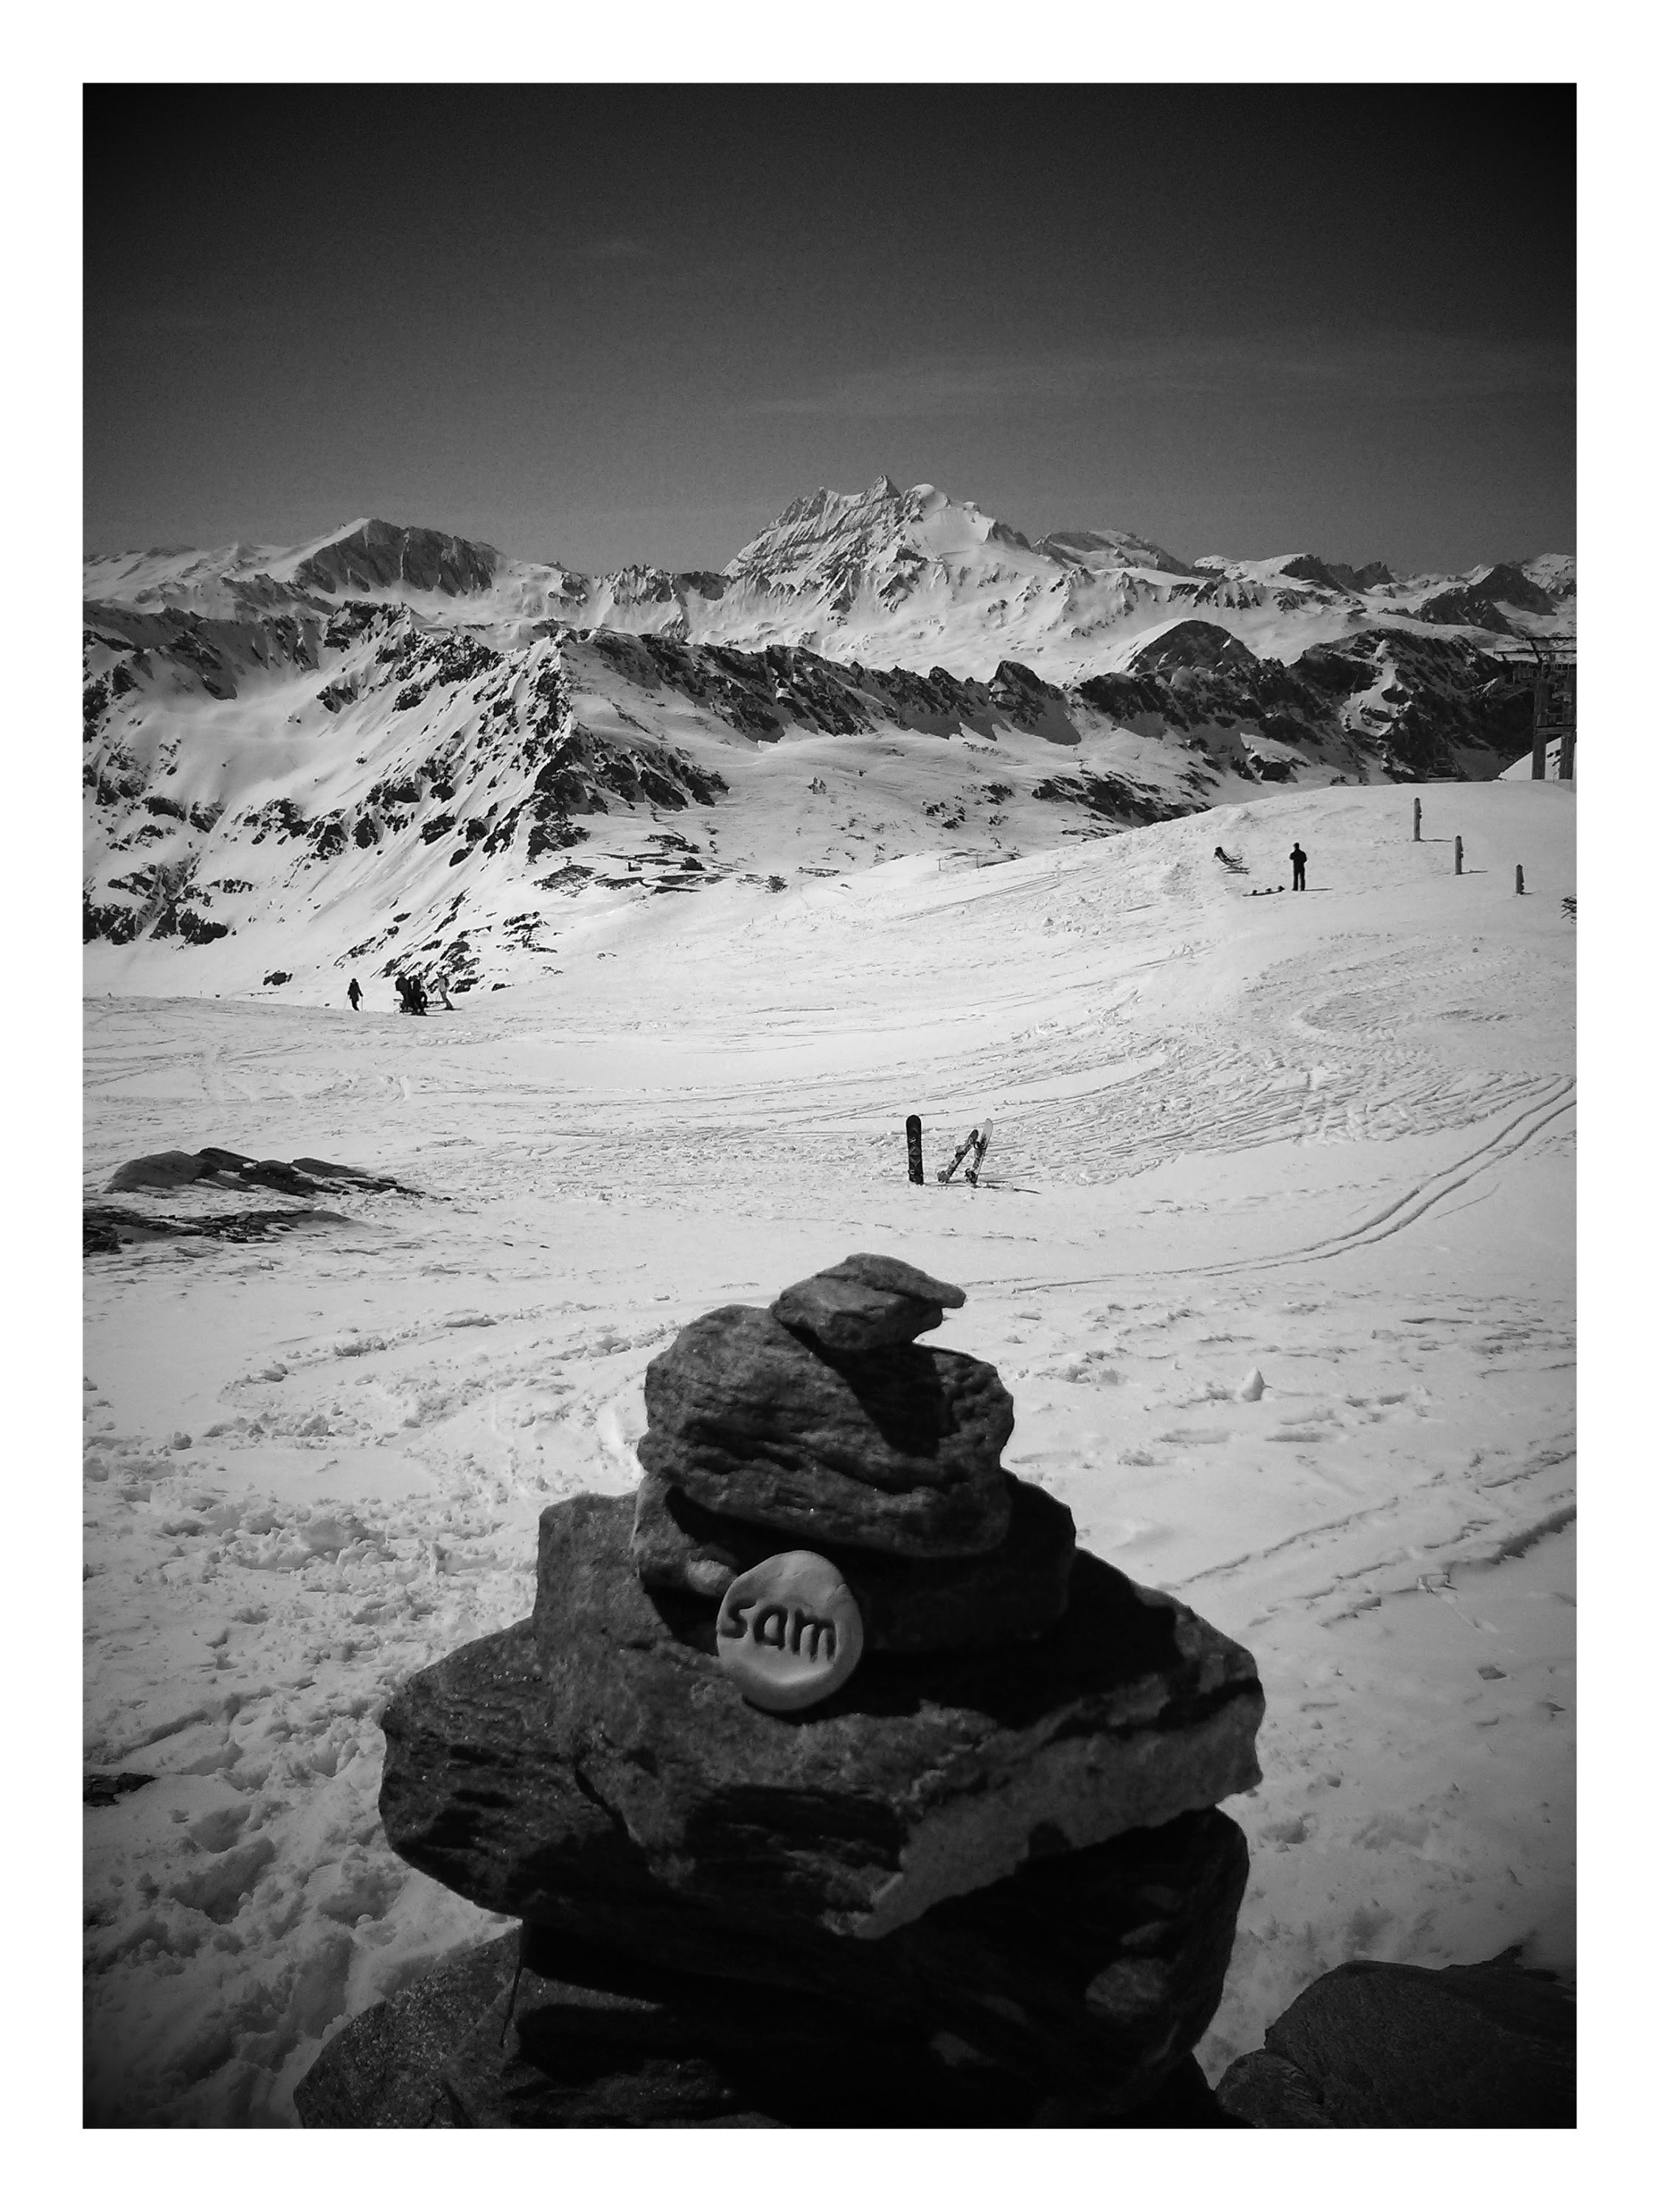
[906,1113,993,1187]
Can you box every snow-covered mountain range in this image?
[83,479,1574,997]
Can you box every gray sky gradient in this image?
[83,84,1575,577]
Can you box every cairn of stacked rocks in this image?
[355,1254,1265,2126]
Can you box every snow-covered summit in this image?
[84,485,1576,683]
[1037,526,1200,577]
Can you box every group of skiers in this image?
[344,973,451,1015]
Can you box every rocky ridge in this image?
[84,590,1540,994]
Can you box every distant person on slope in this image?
[1290,843,1307,891]
[347,977,362,1010]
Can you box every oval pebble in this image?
[714,1551,863,1712]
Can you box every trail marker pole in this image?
[1455,836,1464,876]
[1413,796,1422,842]
[1516,865,1526,895]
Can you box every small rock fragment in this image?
[773,1253,967,1353]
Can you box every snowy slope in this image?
[83,780,1575,2124]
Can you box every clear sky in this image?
[83,83,1574,578]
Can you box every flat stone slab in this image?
[772,1253,967,1354]
[631,1469,1076,1652]
[381,1491,1261,1952]
[637,1305,1014,1556]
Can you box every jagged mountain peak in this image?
[724,477,1035,593]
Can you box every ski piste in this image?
[937,1119,992,1185]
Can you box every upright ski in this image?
[905,1115,924,1185]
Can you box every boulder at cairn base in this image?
[301,1822,1251,2124]
[1214,1950,1575,2127]
[630,1466,1077,1650]
[443,1806,1245,2126]
[636,1304,1014,1556]
[772,1252,967,1354]
[380,1491,1262,1949]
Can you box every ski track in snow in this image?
[82,783,1574,2123]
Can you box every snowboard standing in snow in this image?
[905,1115,924,1184]
[964,1120,994,1185]
[937,1119,993,1185]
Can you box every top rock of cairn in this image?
[771,1251,967,1352]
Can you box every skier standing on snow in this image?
[347,977,362,1010]
[1290,843,1307,891]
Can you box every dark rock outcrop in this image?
[104,1149,207,1192]
[1215,1949,1574,2127]
[101,1147,414,1198]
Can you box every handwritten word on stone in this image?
[714,1551,864,1711]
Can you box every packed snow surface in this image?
[83,781,1575,2124]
